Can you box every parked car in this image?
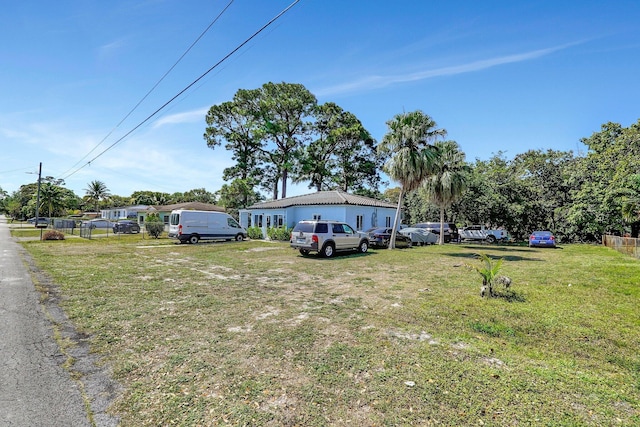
[412,222,453,243]
[399,227,439,245]
[27,217,49,226]
[82,219,115,229]
[448,223,460,242]
[364,227,412,249]
[113,220,141,234]
[290,219,369,257]
[529,231,556,248]
[459,225,509,243]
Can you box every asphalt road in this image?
[0,216,103,426]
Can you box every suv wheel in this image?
[299,249,310,256]
[358,240,369,253]
[321,243,335,258]
[486,235,496,244]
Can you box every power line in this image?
[60,0,300,181]
[59,0,235,178]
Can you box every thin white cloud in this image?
[97,38,128,62]
[316,42,583,97]
[152,107,209,128]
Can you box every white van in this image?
[168,210,247,244]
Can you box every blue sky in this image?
[2,0,640,200]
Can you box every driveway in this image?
[0,216,118,426]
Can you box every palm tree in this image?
[423,140,470,244]
[38,182,65,218]
[378,111,446,248]
[84,180,111,212]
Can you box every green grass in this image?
[17,234,640,426]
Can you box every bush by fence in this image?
[602,234,640,259]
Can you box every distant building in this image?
[101,202,225,230]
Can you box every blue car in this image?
[529,231,556,247]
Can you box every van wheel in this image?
[358,240,369,253]
[321,243,335,258]
[235,234,244,242]
[189,235,199,244]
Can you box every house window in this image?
[385,216,392,227]
[274,214,284,227]
[163,215,169,224]
[266,216,271,228]
[254,214,263,227]
[356,215,364,230]
[312,213,321,220]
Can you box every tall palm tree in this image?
[423,140,470,244]
[378,111,446,248]
[84,180,111,212]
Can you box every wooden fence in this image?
[602,234,640,259]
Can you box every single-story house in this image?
[142,202,225,227]
[100,205,149,221]
[238,190,399,235]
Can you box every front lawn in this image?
[19,237,640,426]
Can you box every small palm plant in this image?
[467,253,503,297]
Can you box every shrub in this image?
[267,226,293,241]
[247,226,263,240]
[145,213,164,239]
[43,230,65,240]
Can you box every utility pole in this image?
[34,162,43,239]
[34,162,42,223]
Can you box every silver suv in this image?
[290,220,369,257]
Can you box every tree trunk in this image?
[389,187,405,249]
[439,206,445,245]
[281,170,288,199]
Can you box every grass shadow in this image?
[442,252,544,262]
[493,289,527,302]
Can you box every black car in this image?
[113,220,141,234]
[27,217,50,226]
[365,227,412,249]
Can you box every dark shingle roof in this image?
[148,202,225,212]
[246,191,396,209]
